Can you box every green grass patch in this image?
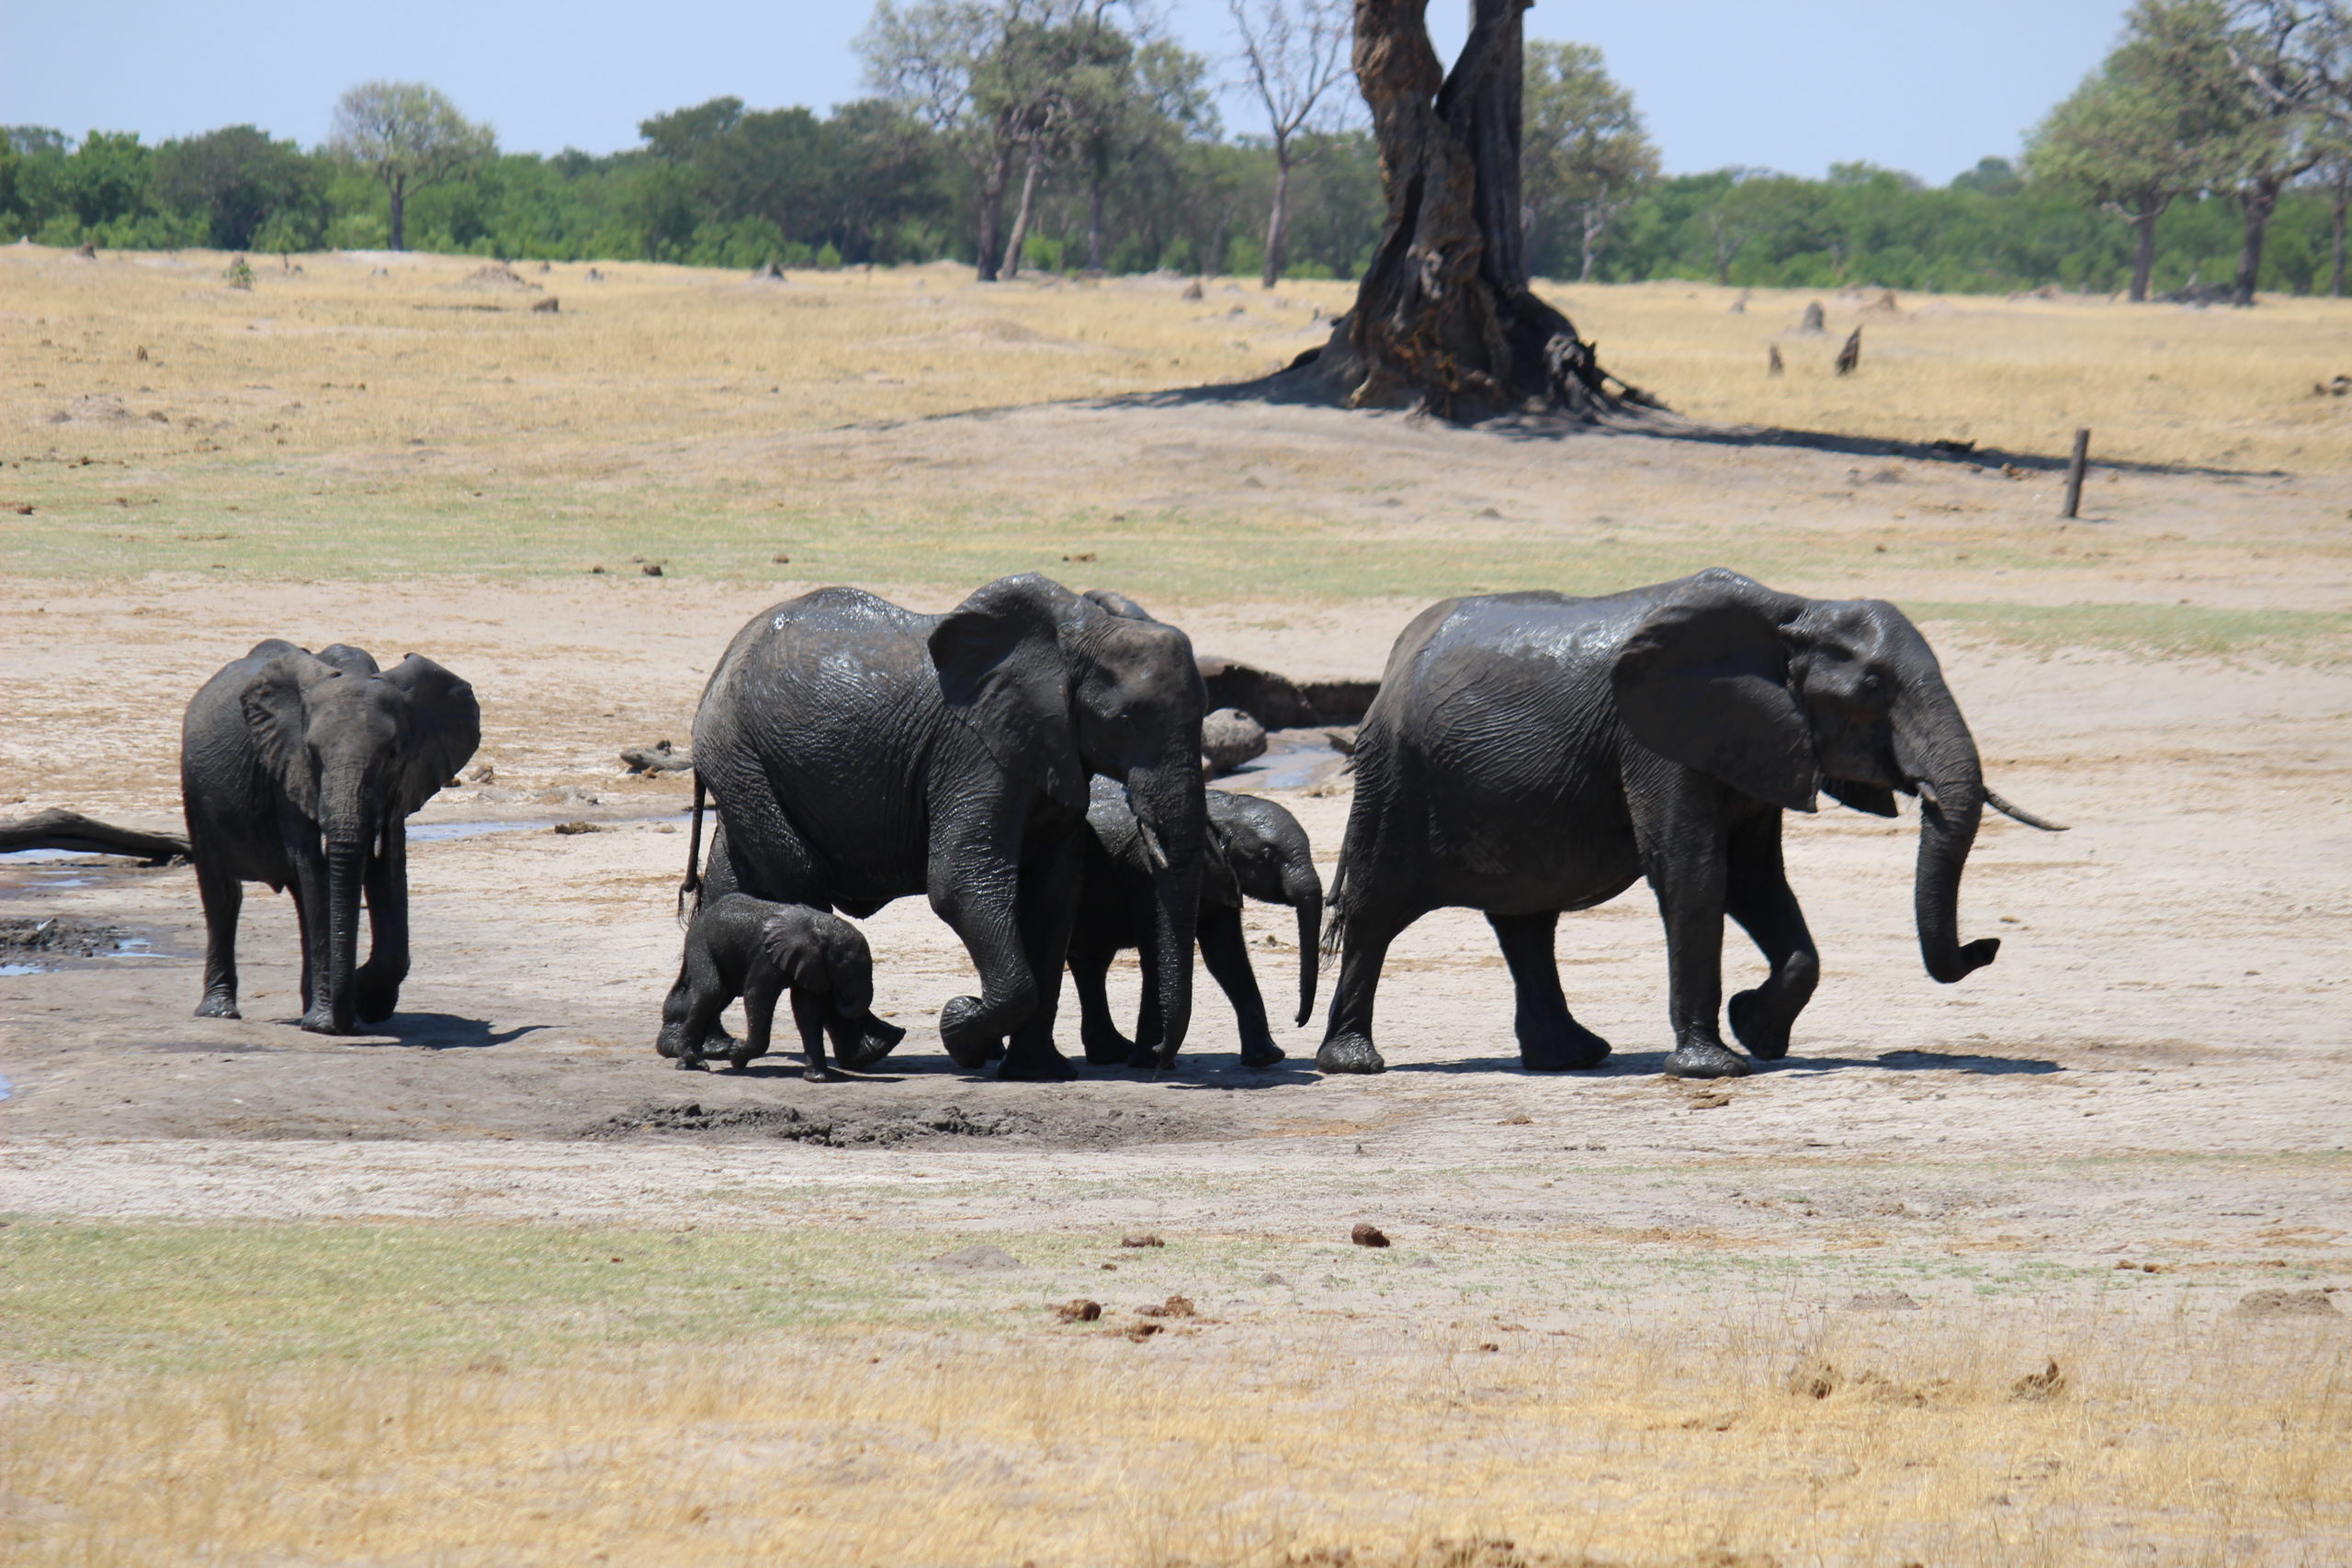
[1911,600,2352,660]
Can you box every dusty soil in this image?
[3,406,2348,1317]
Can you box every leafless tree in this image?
[1229,0,1354,287]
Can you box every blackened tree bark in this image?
[1277,0,1658,420]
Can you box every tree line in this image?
[4,0,2346,299]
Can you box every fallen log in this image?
[0,808,188,864]
[620,740,695,775]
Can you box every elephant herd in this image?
[175,569,2061,1082]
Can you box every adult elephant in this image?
[182,640,479,1033]
[1069,778,1322,1069]
[671,575,1206,1082]
[1318,570,2064,1078]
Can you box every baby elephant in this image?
[668,894,875,1077]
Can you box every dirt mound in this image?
[40,393,161,427]
[582,1097,1199,1149]
[456,264,540,292]
[1,917,132,958]
[2236,1288,2338,1317]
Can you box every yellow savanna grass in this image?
[10,1309,2346,1566]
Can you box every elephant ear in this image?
[380,654,481,820]
[1611,587,1818,813]
[1082,588,1156,622]
[239,650,326,819]
[1823,777,1899,818]
[1198,795,1244,906]
[928,575,1087,811]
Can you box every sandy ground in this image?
[4,407,2348,1327]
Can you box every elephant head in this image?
[929,575,1207,1065]
[1611,570,2061,988]
[1205,792,1325,1027]
[241,647,479,1032]
[761,909,876,1021]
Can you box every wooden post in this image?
[2062,428,2090,518]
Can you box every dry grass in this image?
[10,1312,2345,1566]
[5,245,2348,595]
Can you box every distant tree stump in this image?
[1768,343,1784,377]
[1835,327,1861,376]
[1799,300,1826,334]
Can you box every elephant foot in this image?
[726,1045,764,1070]
[297,1008,352,1037]
[802,1066,832,1083]
[353,969,401,1026]
[1519,1019,1611,1072]
[832,1012,906,1073]
[1662,1040,1751,1079]
[998,1043,1080,1083]
[937,997,1000,1071]
[1239,1038,1286,1069]
[1726,990,1792,1063]
[195,990,241,1021]
[1081,1028,1136,1066]
[1316,1032,1386,1075]
[1125,1041,1177,1072]
[673,1053,708,1072]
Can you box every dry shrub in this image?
[7,1312,2346,1566]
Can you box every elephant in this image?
[180,639,479,1034]
[664,574,1207,1083]
[1068,777,1323,1070]
[1317,569,2064,1078]
[670,894,876,1077]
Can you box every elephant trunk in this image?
[1894,676,1998,985]
[1126,761,1205,1067]
[322,835,368,1033]
[1286,866,1323,1028]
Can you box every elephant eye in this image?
[1860,671,1886,694]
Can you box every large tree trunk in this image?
[975,141,1015,282]
[1262,150,1292,288]
[2129,206,2159,303]
[388,174,407,253]
[1001,141,1045,280]
[2234,175,2284,308]
[1272,0,1657,421]
[2331,168,2348,299]
[1088,152,1107,272]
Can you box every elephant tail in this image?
[1318,858,1349,962]
[676,773,707,926]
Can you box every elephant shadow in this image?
[369,1012,549,1051]
[1384,1047,2064,1077]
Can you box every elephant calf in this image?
[182,640,478,1033]
[665,893,876,1077]
[1069,778,1322,1069]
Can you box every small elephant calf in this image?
[666,894,875,1077]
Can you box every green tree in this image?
[2026,0,2247,301]
[1521,40,1659,281]
[1229,0,1354,286]
[327,82,494,251]
[153,125,323,250]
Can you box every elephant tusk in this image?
[1985,787,2069,832]
[1911,777,1939,809]
[1135,818,1170,871]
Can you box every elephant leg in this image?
[1127,930,1165,1067]
[825,1009,905,1073]
[1198,903,1283,1068]
[731,971,784,1071]
[669,944,729,1070]
[355,830,409,1026]
[1000,827,1083,1083]
[1067,935,1135,1065]
[1724,815,1816,1064]
[1316,894,1419,1075]
[1640,787,1745,1079]
[193,858,244,1019]
[287,844,336,1032]
[1486,910,1611,1071]
[789,987,832,1083]
[927,817,1047,1071]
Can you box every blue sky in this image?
[2,1,2128,185]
